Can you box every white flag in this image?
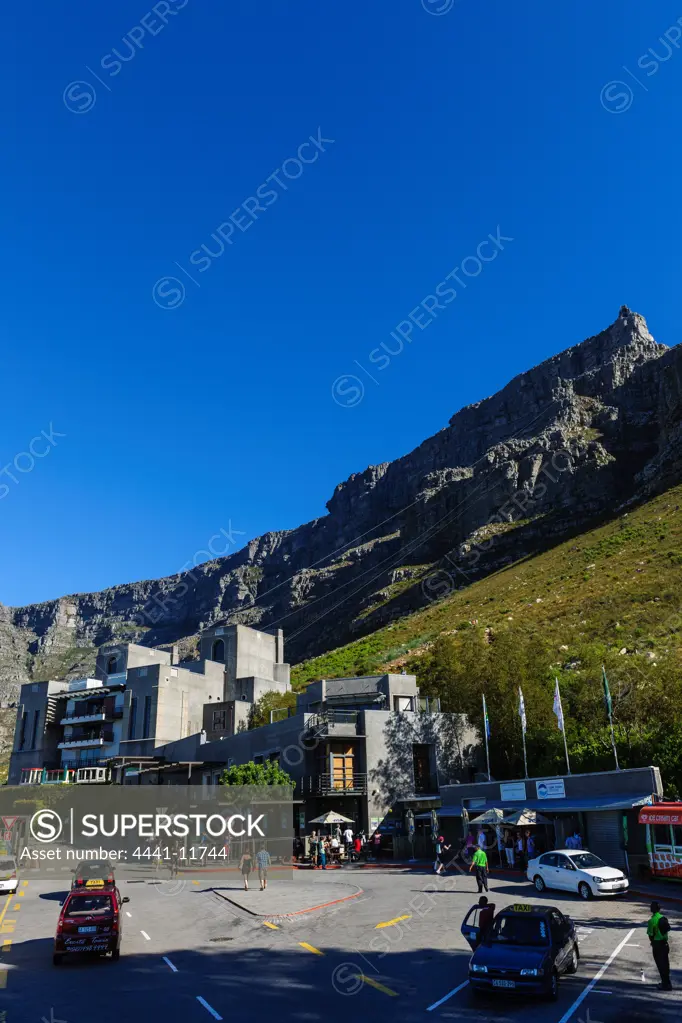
[553,678,565,732]
[518,687,527,735]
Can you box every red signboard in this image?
[639,804,682,825]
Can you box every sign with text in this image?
[0,785,294,880]
[536,778,565,800]
[500,782,527,801]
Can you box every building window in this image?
[212,639,225,662]
[106,655,119,674]
[31,710,40,749]
[268,751,280,764]
[394,696,413,712]
[412,743,433,793]
[142,696,152,739]
[18,711,28,750]
[138,667,147,677]
[253,755,264,765]
[128,698,137,740]
[212,709,226,731]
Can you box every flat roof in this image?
[417,794,655,818]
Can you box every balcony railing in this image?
[300,773,367,795]
[58,729,114,750]
[60,711,106,726]
[62,754,110,769]
[305,710,360,736]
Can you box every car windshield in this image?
[65,894,113,916]
[0,859,15,873]
[77,862,111,875]
[570,853,605,869]
[489,914,549,947]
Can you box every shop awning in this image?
[416,794,654,819]
[639,804,682,825]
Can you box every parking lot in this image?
[0,869,678,1023]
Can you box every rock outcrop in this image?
[2,307,681,693]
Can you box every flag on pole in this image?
[483,694,491,738]
[602,666,613,717]
[553,678,565,732]
[518,687,527,735]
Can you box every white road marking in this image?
[140,930,151,941]
[163,956,178,973]
[196,996,223,1020]
[625,943,640,947]
[557,928,635,1023]
[592,989,613,994]
[426,980,469,1011]
[125,912,132,917]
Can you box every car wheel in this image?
[578,881,592,900]
[534,875,546,893]
[566,944,579,974]
[546,970,559,1001]
[111,949,120,962]
[53,954,63,966]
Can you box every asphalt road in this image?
[0,870,679,1023]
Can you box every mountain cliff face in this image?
[2,307,682,698]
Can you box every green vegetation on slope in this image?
[292,484,682,796]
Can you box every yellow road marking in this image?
[357,974,398,997]
[0,896,13,932]
[0,970,7,988]
[263,921,279,930]
[1,940,10,952]
[375,914,412,929]
[12,904,20,912]
[17,891,25,897]
[299,942,324,955]
[20,881,28,887]
[192,880,200,885]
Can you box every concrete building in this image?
[143,673,477,840]
[8,624,290,785]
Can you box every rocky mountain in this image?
[2,306,682,698]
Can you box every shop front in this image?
[639,803,682,881]
[433,766,662,874]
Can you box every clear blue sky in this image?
[2,0,681,607]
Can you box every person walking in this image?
[504,831,515,868]
[470,845,489,892]
[343,825,354,848]
[434,835,443,873]
[239,848,253,891]
[525,831,535,861]
[647,900,673,990]
[353,835,362,862]
[319,838,328,870]
[373,831,382,860]
[256,844,271,891]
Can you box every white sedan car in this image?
[0,855,18,895]
[527,849,629,900]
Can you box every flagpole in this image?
[561,721,571,775]
[483,694,491,781]
[603,666,620,771]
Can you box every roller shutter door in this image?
[586,811,625,870]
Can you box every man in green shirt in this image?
[469,846,489,893]
[647,901,672,990]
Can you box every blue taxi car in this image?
[461,902,579,1001]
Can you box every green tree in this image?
[218,760,293,787]
[248,690,297,730]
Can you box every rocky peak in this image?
[2,308,682,689]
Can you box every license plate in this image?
[492,979,515,988]
[78,926,97,933]
[86,879,104,887]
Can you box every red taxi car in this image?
[53,887,129,964]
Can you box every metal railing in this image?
[300,773,367,795]
[305,710,359,734]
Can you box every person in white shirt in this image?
[343,826,353,847]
